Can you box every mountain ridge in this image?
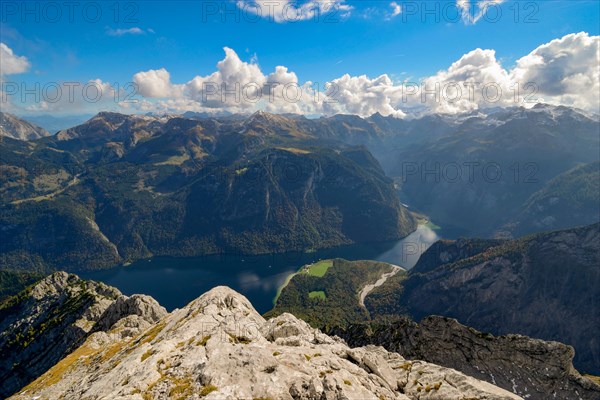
[0,111,417,271]
[4,276,525,400]
[0,271,167,398]
[0,112,50,141]
[330,315,600,400]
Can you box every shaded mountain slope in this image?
[503,161,600,236]
[388,223,600,374]
[330,316,600,400]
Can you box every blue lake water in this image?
[81,224,445,314]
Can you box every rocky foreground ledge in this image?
[0,272,167,398]
[6,273,523,400]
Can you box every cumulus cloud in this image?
[416,48,513,114]
[0,43,30,75]
[106,27,153,36]
[322,74,406,117]
[133,68,183,98]
[510,32,600,111]
[413,32,599,114]
[132,46,397,116]
[105,32,600,117]
[236,0,352,23]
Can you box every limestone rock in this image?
[11,286,521,400]
[0,272,167,398]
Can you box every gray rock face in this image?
[0,112,50,140]
[10,286,521,400]
[331,316,600,400]
[93,294,166,333]
[0,272,167,398]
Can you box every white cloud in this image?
[510,32,600,111]
[185,46,267,108]
[131,47,405,117]
[133,68,183,98]
[416,48,513,114]
[413,32,600,114]
[129,34,600,117]
[389,2,402,18]
[322,74,406,117]
[236,0,352,23]
[0,43,30,75]
[106,27,152,36]
[457,0,505,24]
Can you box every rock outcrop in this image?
[0,272,167,398]
[330,316,600,400]
[12,286,521,400]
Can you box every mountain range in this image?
[1,106,598,399]
[0,111,416,272]
[2,104,598,273]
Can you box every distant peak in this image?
[93,111,130,121]
[186,285,256,314]
[245,110,290,126]
[95,111,127,117]
[249,110,273,119]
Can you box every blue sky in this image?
[1,0,599,116]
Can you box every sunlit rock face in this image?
[10,285,521,400]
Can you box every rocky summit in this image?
[0,272,167,399]
[9,280,522,400]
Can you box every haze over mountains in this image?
[24,114,95,134]
[1,104,598,272]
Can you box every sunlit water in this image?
[81,224,444,313]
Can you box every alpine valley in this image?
[1,105,599,399]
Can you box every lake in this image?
[81,224,445,314]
